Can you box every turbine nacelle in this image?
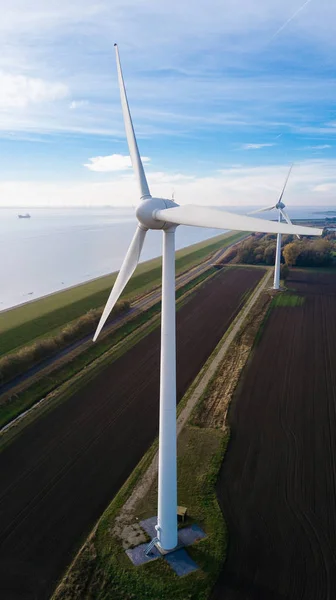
[275,201,286,210]
[136,197,179,230]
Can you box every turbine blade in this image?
[248,204,277,215]
[279,207,293,226]
[280,207,300,239]
[114,44,151,200]
[155,205,322,237]
[93,225,147,341]
[278,163,294,204]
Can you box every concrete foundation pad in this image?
[164,548,199,576]
[155,541,183,555]
[128,517,205,573]
[126,542,161,566]
[139,517,206,551]
[178,523,206,546]
[267,286,286,293]
[139,516,158,538]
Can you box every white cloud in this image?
[0,0,335,138]
[1,0,336,196]
[304,144,331,150]
[2,159,336,208]
[69,100,88,109]
[313,183,336,192]
[148,172,194,184]
[0,71,68,108]
[84,154,151,172]
[241,143,276,150]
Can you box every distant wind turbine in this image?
[249,165,298,290]
[93,45,322,552]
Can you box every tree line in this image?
[0,300,130,387]
[224,230,336,268]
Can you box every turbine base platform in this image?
[155,541,183,556]
[125,515,206,576]
[268,285,287,294]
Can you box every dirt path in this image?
[193,284,272,431]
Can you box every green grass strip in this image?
[271,293,305,307]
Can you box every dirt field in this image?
[212,269,336,600]
[0,266,264,600]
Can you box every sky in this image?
[1,0,336,208]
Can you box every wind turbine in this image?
[249,165,297,290]
[93,45,322,553]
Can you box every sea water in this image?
[0,205,332,311]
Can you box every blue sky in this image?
[1,0,336,207]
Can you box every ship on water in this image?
[18,213,31,219]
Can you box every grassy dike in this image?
[51,272,270,600]
[0,267,218,432]
[0,231,245,357]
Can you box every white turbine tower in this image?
[250,165,297,290]
[93,45,322,553]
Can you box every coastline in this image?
[0,230,232,316]
[0,230,239,334]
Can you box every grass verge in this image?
[0,302,130,387]
[271,293,305,307]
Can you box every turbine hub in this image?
[136,198,178,230]
[276,201,285,210]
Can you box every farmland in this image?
[0,266,264,600]
[212,269,336,599]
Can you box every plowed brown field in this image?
[212,269,336,600]
[0,266,264,600]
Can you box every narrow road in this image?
[0,236,247,402]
